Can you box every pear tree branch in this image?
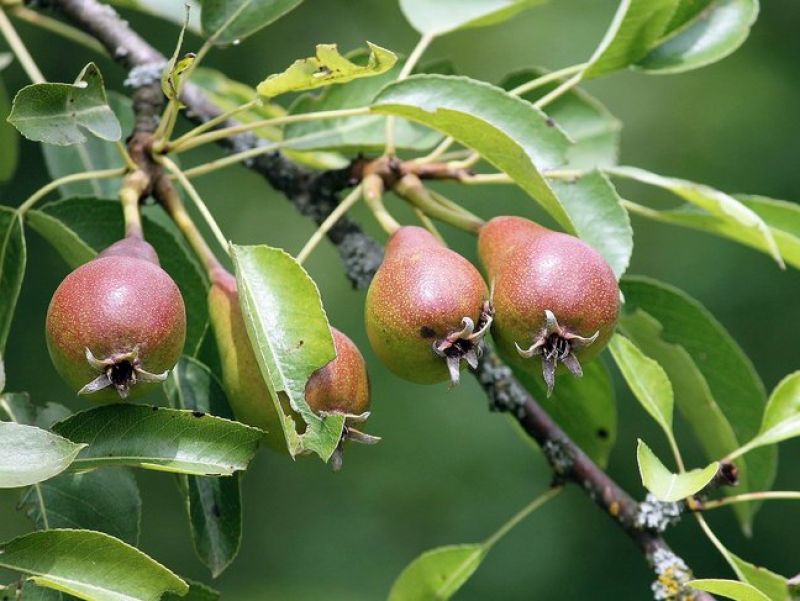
[45,1,713,597]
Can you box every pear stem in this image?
[119,170,149,240]
[394,174,484,234]
[296,184,363,265]
[362,173,400,235]
[155,175,224,276]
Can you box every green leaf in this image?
[632,194,800,270]
[398,0,546,36]
[52,404,263,476]
[387,545,484,601]
[511,358,616,468]
[191,67,346,170]
[619,276,776,533]
[285,55,441,153]
[201,0,304,46]
[21,469,142,545]
[18,582,65,600]
[26,198,209,356]
[610,166,783,267]
[8,63,121,146]
[584,0,678,77]
[0,529,188,601]
[637,439,718,502]
[742,372,800,452]
[688,579,772,601]
[549,171,632,279]
[731,553,792,601]
[0,207,26,353]
[257,42,397,98]
[166,357,242,577]
[372,75,632,276]
[609,334,674,441]
[639,0,760,74]
[231,244,344,461]
[41,92,134,199]
[162,580,220,601]
[0,421,84,488]
[0,65,19,182]
[106,0,202,33]
[501,68,622,169]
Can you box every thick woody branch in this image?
[46,1,712,597]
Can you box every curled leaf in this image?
[257,42,397,98]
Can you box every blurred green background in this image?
[1,0,799,599]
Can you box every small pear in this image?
[478,216,619,394]
[46,237,186,402]
[306,327,378,470]
[365,226,491,386]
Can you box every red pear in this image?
[478,216,619,394]
[365,226,491,386]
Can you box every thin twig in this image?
[0,7,45,82]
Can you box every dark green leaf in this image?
[26,198,209,356]
[0,207,25,353]
[231,244,343,460]
[639,0,759,74]
[501,68,621,169]
[610,166,783,267]
[0,529,188,601]
[41,92,134,199]
[8,63,121,146]
[511,358,617,468]
[0,62,19,182]
[201,0,304,45]
[0,420,84,488]
[388,545,484,601]
[52,404,263,476]
[398,0,546,36]
[619,276,776,533]
[257,42,397,98]
[166,357,242,577]
[21,469,142,545]
[637,439,718,502]
[286,56,441,153]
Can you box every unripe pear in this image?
[207,268,287,453]
[306,327,378,470]
[365,226,491,386]
[478,216,619,394]
[46,237,186,401]
[305,328,370,418]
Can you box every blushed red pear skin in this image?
[478,216,619,394]
[46,237,186,402]
[365,226,491,386]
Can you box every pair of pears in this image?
[364,217,620,394]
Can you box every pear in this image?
[478,216,619,394]
[46,237,186,401]
[365,226,491,386]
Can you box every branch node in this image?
[637,494,684,533]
